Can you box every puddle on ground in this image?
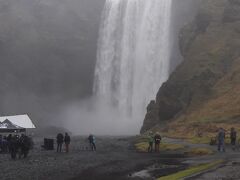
[128,164,183,179]
[131,169,151,178]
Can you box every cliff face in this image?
[141,0,240,134]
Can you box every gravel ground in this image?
[0,136,185,180]
[4,136,239,180]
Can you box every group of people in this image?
[147,127,238,153]
[217,127,237,152]
[148,131,162,153]
[56,133,71,153]
[56,133,97,152]
[0,134,32,159]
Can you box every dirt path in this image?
[191,160,240,180]
[164,137,240,180]
[187,151,240,180]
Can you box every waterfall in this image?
[93,0,172,133]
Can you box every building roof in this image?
[0,114,36,129]
[0,119,24,129]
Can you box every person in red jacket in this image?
[64,133,71,153]
[230,127,237,151]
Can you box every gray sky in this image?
[0,0,105,128]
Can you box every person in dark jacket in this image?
[88,134,96,151]
[2,136,8,153]
[0,135,3,153]
[7,134,12,152]
[154,132,162,153]
[230,127,237,150]
[9,135,19,160]
[56,133,64,152]
[64,133,71,153]
[217,128,226,152]
[19,134,31,158]
[18,134,25,158]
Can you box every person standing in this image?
[88,134,96,151]
[230,127,237,151]
[19,134,31,158]
[217,128,226,152]
[147,132,154,153]
[92,135,96,151]
[9,135,19,160]
[154,132,162,153]
[18,134,25,159]
[56,133,64,152]
[0,135,3,153]
[2,136,8,153]
[7,134,12,153]
[64,133,71,153]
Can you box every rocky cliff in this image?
[141,0,240,136]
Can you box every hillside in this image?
[141,0,240,137]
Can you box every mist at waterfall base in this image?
[59,97,140,135]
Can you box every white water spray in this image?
[93,0,172,133]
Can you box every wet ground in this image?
[0,136,187,180]
[2,136,240,180]
[187,154,240,180]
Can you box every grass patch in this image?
[157,160,223,180]
[187,137,212,144]
[185,147,214,156]
[135,142,149,152]
[187,136,232,145]
[135,142,185,153]
[161,143,185,151]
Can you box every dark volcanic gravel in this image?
[0,136,184,180]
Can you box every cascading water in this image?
[93,0,172,133]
